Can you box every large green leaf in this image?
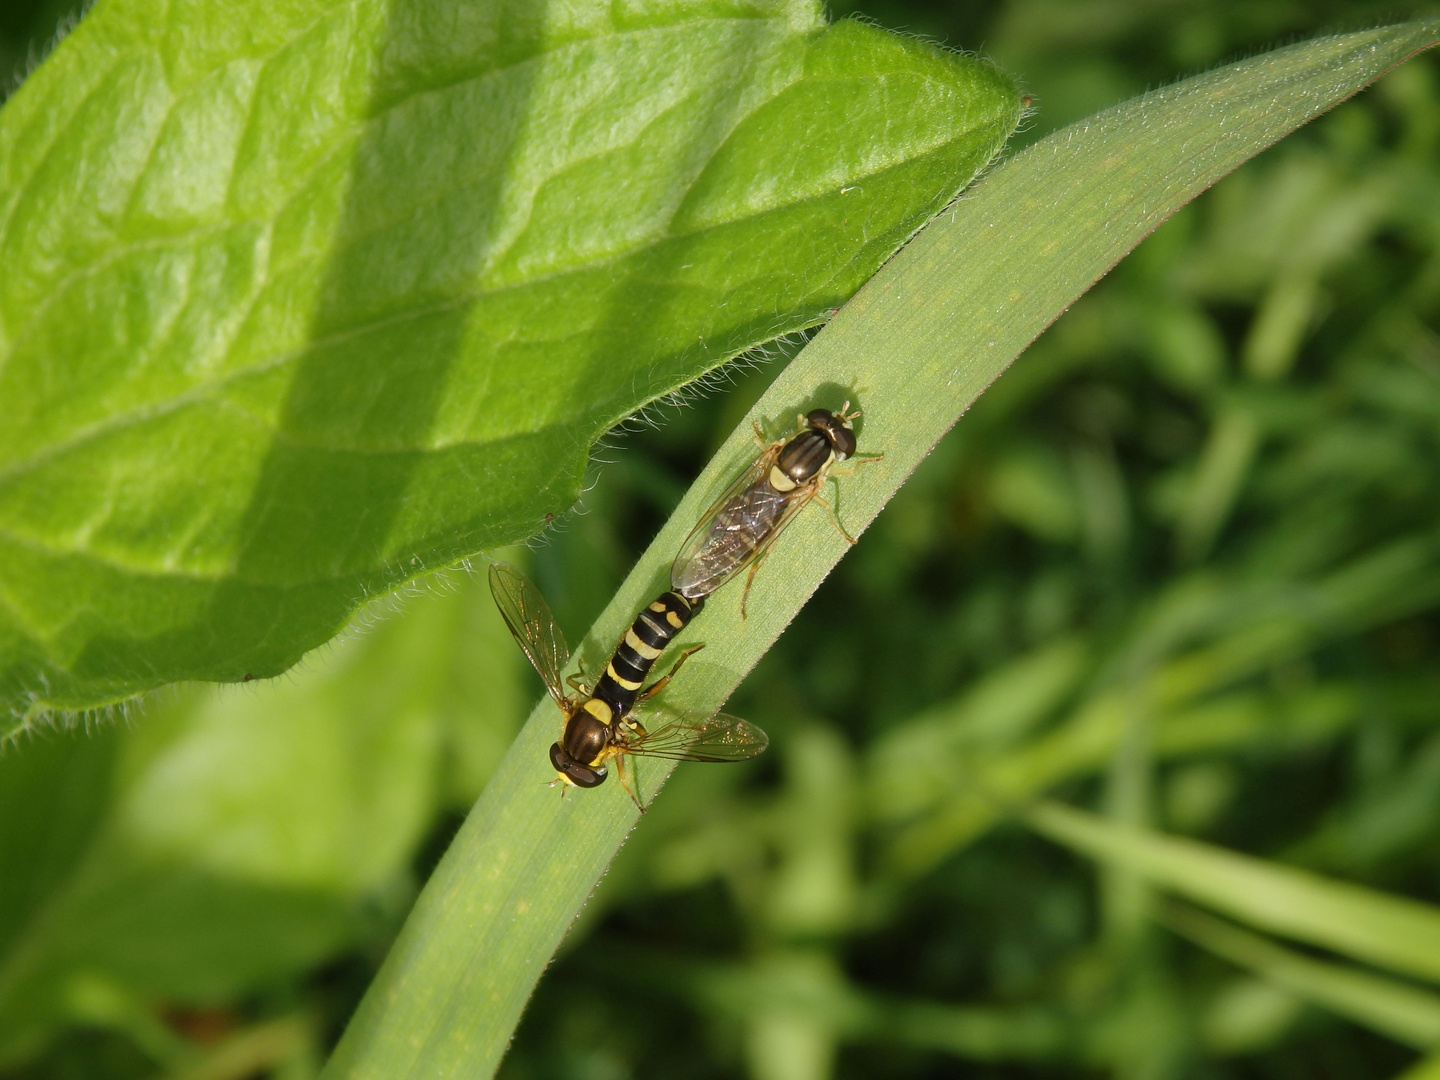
[321,21,1440,1080]
[0,0,1019,725]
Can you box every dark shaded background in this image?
[4,1,1440,1078]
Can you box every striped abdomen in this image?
[591,590,705,717]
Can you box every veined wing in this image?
[488,561,571,707]
[671,448,779,598]
[673,475,819,601]
[617,711,769,763]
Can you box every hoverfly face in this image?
[549,741,608,788]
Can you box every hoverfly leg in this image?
[614,752,647,813]
[738,548,773,620]
[831,452,884,478]
[639,643,705,701]
[813,492,858,545]
[565,655,592,694]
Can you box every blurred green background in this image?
[5,2,1440,1078]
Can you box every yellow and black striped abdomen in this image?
[592,590,704,716]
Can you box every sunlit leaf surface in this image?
[0,0,1019,724]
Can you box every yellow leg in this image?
[813,492,858,545]
[739,553,770,619]
[565,658,591,694]
[639,643,705,701]
[614,752,647,812]
[831,452,884,477]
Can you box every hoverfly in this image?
[489,561,768,809]
[672,403,866,613]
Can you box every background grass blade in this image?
[1030,801,1440,985]
[875,526,1440,877]
[320,21,1440,1080]
[1165,905,1440,1050]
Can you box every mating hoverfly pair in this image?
[490,404,866,809]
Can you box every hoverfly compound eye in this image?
[806,408,857,460]
[549,742,572,776]
[570,763,607,788]
[550,742,607,788]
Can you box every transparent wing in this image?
[671,451,772,588]
[617,710,769,763]
[488,561,571,707]
[672,478,817,600]
[671,448,791,598]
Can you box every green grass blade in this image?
[321,22,1440,1079]
[1165,905,1440,1050]
[878,521,1440,876]
[1030,801,1440,986]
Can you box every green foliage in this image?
[500,11,1440,1080]
[320,20,1440,1080]
[0,0,1018,724]
[3,1,1440,1079]
[0,570,522,1068]
[1030,801,1440,984]
[1163,906,1440,1052]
